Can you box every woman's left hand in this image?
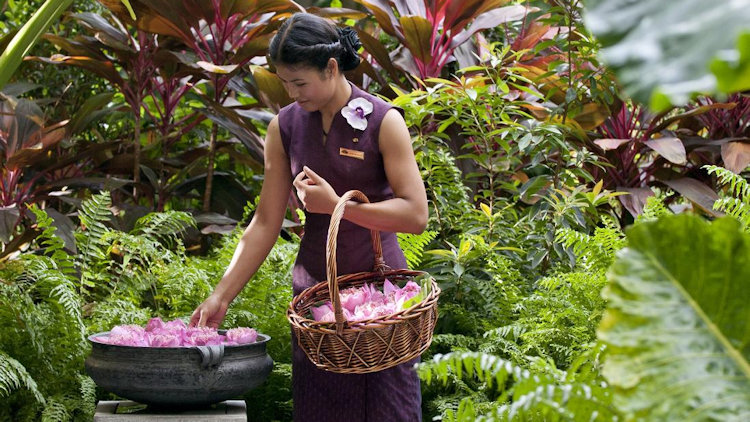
[293,166,339,214]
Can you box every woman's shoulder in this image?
[352,84,391,109]
[278,101,302,119]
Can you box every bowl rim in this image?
[87,331,271,350]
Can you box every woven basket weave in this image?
[287,190,440,374]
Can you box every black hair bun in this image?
[337,26,361,71]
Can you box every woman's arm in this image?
[295,108,427,234]
[192,116,292,327]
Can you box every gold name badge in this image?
[339,147,365,160]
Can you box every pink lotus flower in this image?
[98,318,258,347]
[183,327,225,346]
[226,327,258,344]
[311,302,352,322]
[340,286,369,313]
[383,279,399,296]
[148,333,182,347]
[108,325,149,347]
[363,283,386,304]
[352,300,399,321]
[308,279,426,322]
[145,317,165,332]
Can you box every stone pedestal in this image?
[93,400,247,422]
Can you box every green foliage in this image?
[0,0,74,89]
[397,230,437,269]
[418,349,617,421]
[600,214,750,420]
[706,164,750,230]
[0,206,93,421]
[0,351,45,404]
[584,0,750,108]
[2,192,232,420]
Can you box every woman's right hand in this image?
[189,294,230,329]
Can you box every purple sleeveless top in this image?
[279,83,408,295]
[279,82,422,422]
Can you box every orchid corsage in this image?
[341,98,373,131]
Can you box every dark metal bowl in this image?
[85,331,273,407]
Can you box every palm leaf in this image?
[599,214,750,421]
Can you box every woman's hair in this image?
[269,13,361,72]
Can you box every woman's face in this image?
[276,63,335,112]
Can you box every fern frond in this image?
[713,197,750,226]
[637,194,672,222]
[76,375,97,420]
[40,396,70,422]
[397,230,438,268]
[419,352,617,422]
[22,257,82,327]
[75,192,114,287]
[131,211,195,248]
[77,192,112,241]
[29,206,76,278]
[705,164,750,199]
[0,351,45,404]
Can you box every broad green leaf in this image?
[584,0,750,108]
[599,215,750,421]
[711,32,750,93]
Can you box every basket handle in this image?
[326,190,388,334]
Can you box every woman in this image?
[189,12,428,422]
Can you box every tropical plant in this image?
[0,92,118,255]
[33,11,160,199]
[706,164,750,230]
[591,100,735,218]
[0,205,95,421]
[690,93,750,174]
[417,348,618,421]
[354,0,532,81]
[509,1,615,132]
[600,214,750,421]
[98,0,303,211]
[0,0,74,89]
[584,0,750,109]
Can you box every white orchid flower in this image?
[341,98,373,131]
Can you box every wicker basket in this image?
[287,190,440,374]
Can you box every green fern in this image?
[397,230,438,268]
[0,351,45,405]
[75,192,113,291]
[40,397,70,422]
[76,375,97,420]
[418,351,618,421]
[636,193,672,223]
[705,164,750,229]
[555,216,624,272]
[131,211,195,248]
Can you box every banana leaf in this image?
[600,214,750,421]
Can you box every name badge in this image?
[340,147,365,160]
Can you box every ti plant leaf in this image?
[599,214,750,421]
